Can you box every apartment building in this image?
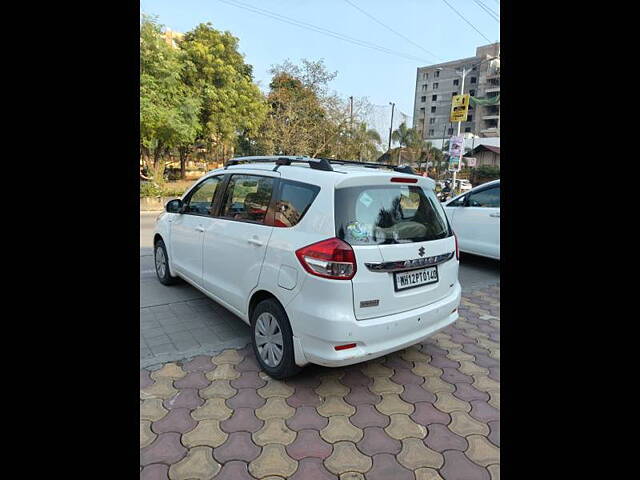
[413,43,500,142]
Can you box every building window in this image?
[467,115,473,122]
[470,89,476,96]
[452,92,458,97]
[432,95,437,101]
[422,84,428,91]
[470,77,477,84]
[428,129,434,136]
[448,128,453,135]
[423,72,428,79]
[433,82,438,89]
[420,107,425,114]
[429,118,436,124]
[431,106,436,113]
[421,96,426,102]
[453,79,459,86]
[465,127,471,133]
[434,71,440,77]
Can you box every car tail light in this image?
[334,343,357,351]
[295,238,356,280]
[390,177,418,183]
[454,232,459,260]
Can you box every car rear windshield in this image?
[335,184,451,245]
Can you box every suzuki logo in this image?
[418,246,425,257]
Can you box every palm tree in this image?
[390,122,421,165]
[353,124,381,161]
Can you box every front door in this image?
[202,173,277,313]
[170,176,222,286]
[450,184,500,258]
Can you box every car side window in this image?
[448,194,467,207]
[467,186,500,208]
[274,181,320,227]
[183,177,221,215]
[220,175,274,223]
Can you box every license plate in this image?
[394,266,438,291]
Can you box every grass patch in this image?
[140,179,198,198]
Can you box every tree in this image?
[140,15,201,183]
[390,122,423,165]
[180,23,267,162]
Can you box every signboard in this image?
[450,94,470,122]
[448,135,464,158]
[448,156,461,172]
[466,157,477,167]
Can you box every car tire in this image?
[251,298,301,379]
[154,238,179,285]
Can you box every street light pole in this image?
[388,102,395,153]
[452,67,467,197]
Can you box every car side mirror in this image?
[166,199,183,213]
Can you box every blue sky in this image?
[140,0,499,120]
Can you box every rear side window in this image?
[274,180,320,227]
[335,185,451,245]
[220,175,274,223]
[467,186,500,208]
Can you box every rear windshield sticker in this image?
[346,221,371,242]
[359,192,373,208]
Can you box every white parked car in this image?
[456,179,473,193]
[443,179,500,260]
[154,156,461,378]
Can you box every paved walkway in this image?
[140,285,500,479]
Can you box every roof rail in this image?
[322,158,418,175]
[224,156,333,172]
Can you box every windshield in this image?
[335,184,451,245]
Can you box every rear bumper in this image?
[289,282,461,367]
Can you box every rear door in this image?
[449,183,500,258]
[202,173,278,313]
[335,177,459,320]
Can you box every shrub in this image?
[140,181,162,198]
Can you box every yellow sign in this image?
[450,94,470,122]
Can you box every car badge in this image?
[418,246,425,257]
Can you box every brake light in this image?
[454,232,459,260]
[295,238,356,280]
[390,177,418,183]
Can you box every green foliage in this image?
[475,165,500,177]
[140,181,163,198]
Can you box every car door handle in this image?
[195,225,205,232]
[247,237,263,246]
[489,212,500,218]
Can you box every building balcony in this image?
[485,86,500,93]
[482,114,500,120]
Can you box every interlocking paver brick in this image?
[488,366,500,382]
[488,464,500,480]
[400,383,436,404]
[320,415,363,443]
[375,393,414,415]
[461,343,490,357]
[397,437,444,469]
[458,360,490,377]
[227,388,266,409]
[424,423,468,452]
[191,398,233,421]
[339,473,364,480]
[213,431,261,463]
[253,417,297,445]
[140,432,187,466]
[466,434,500,467]
[421,343,450,357]
[168,445,220,480]
[362,362,394,378]
[324,441,372,475]
[391,367,425,385]
[141,370,154,389]
[290,457,337,480]
[236,353,261,372]
[141,378,178,400]
[286,429,333,460]
[441,450,490,480]
[357,426,401,456]
[316,377,350,397]
[249,443,298,478]
[414,468,444,480]
[221,407,263,433]
[212,349,243,365]
[385,413,427,440]
[344,384,381,406]
[182,355,216,373]
[182,419,228,448]
[317,395,356,417]
[471,374,500,393]
[441,367,474,384]
[247,395,292,420]
[384,355,414,370]
[141,398,169,422]
[140,420,156,448]
[151,363,186,381]
[213,460,255,480]
[287,387,322,407]
[350,404,390,429]
[340,368,372,387]
[453,382,490,402]
[400,346,430,363]
[410,401,450,426]
[200,380,237,399]
[152,407,196,434]
[174,372,210,390]
[287,405,329,431]
[469,399,500,423]
[449,411,490,437]
[368,376,404,395]
[164,388,203,410]
[429,354,460,369]
[488,420,500,447]
[367,453,413,480]
[258,379,295,398]
[140,463,169,480]
[422,376,455,394]
[206,364,240,381]
[232,370,267,389]
[434,392,471,414]
[411,363,443,379]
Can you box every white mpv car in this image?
[154,156,461,378]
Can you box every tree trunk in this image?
[179,147,188,180]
